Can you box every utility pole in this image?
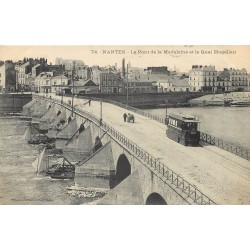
[100,78,103,126]
[61,72,63,104]
[71,61,75,116]
[165,98,168,124]
[126,63,129,108]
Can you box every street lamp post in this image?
[71,61,75,116]
[61,73,63,104]
[126,63,129,108]
[165,98,168,124]
[100,77,103,126]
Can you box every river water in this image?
[146,106,250,150]
[0,117,94,205]
[0,106,249,204]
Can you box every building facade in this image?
[157,77,190,92]
[15,58,48,91]
[74,65,91,80]
[50,75,69,93]
[0,61,16,93]
[16,61,30,90]
[215,75,232,92]
[34,72,53,93]
[100,71,123,93]
[68,79,99,94]
[55,58,84,71]
[126,80,157,93]
[220,68,248,91]
[91,66,104,85]
[189,65,217,92]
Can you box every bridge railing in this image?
[200,132,249,160]
[87,96,249,161]
[103,98,166,124]
[34,94,216,205]
[77,95,166,124]
[101,122,215,205]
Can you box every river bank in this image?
[189,91,250,106]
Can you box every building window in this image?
[108,80,112,85]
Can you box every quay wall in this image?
[0,93,32,113]
[66,92,209,108]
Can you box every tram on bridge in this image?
[166,113,200,146]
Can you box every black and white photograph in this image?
[0,45,249,205]
[0,1,249,249]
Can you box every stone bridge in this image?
[22,94,250,205]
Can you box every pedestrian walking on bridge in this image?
[123,113,127,122]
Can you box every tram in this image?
[166,113,200,146]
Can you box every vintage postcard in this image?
[0,45,249,205]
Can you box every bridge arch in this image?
[146,192,167,205]
[115,154,131,186]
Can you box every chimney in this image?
[122,58,125,78]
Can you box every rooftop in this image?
[36,72,53,79]
[157,76,189,87]
[68,79,98,87]
[20,61,30,67]
[191,65,216,71]
[51,75,68,80]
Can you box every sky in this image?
[0,45,250,73]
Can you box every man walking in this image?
[123,113,127,122]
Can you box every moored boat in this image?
[224,98,233,106]
[45,161,75,179]
[229,100,250,107]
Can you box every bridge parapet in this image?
[33,94,216,205]
[91,96,249,161]
[88,97,166,124]
[200,132,249,160]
